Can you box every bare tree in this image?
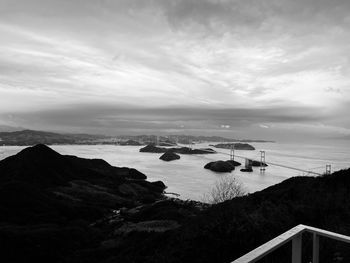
[203,176,246,204]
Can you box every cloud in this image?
[0,0,350,140]
[259,124,269,129]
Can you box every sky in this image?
[0,0,349,141]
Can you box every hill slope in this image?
[0,144,168,262]
[95,169,350,263]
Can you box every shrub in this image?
[203,176,246,204]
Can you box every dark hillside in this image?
[101,169,350,263]
[0,144,167,262]
[0,144,145,188]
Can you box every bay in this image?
[1,141,349,201]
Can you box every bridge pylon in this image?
[260,151,266,172]
[230,144,235,161]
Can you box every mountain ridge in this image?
[0,129,274,146]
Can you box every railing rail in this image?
[232,224,350,263]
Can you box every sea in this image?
[0,141,349,201]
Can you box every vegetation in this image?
[202,176,246,204]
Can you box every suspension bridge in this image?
[152,136,332,176]
[191,144,331,176]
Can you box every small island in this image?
[160,151,181,161]
[204,160,241,173]
[211,143,255,150]
[140,144,216,155]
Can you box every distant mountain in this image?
[0,129,107,145]
[0,129,274,146]
[168,135,274,143]
[0,124,24,132]
[117,134,274,144]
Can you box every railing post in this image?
[313,233,319,263]
[292,233,302,263]
[232,225,350,263]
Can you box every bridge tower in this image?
[230,144,235,161]
[260,151,266,172]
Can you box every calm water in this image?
[0,141,349,201]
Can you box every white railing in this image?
[232,224,350,263]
